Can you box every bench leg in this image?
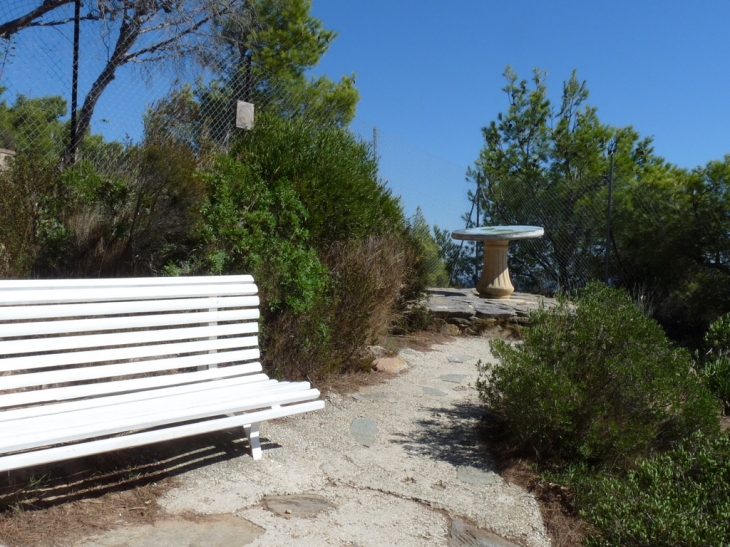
[243,423,261,460]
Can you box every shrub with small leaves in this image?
[477,282,719,467]
[578,433,730,547]
[700,313,730,414]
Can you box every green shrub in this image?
[477,282,719,467]
[229,112,405,248]
[700,313,730,414]
[264,236,408,380]
[578,433,730,547]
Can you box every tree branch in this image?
[0,0,74,39]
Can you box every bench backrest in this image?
[0,275,261,411]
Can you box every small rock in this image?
[374,356,409,373]
[446,354,474,363]
[350,418,378,446]
[440,374,468,383]
[456,466,501,485]
[441,324,460,336]
[421,386,448,397]
[448,518,520,547]
[263,494,333,518]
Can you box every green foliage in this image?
[0,153,58,277]
[478,282,719,467]
[409,208,449,287]
[229,112,404,247]
[699,313,730,414]
[199,153,326,313]
[614,157,730,340]
[577,433,730,547]
[0,89,67,158]
[264,236,409,379]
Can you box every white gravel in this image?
[159,337,550,547]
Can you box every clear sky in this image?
[309,0,730,229]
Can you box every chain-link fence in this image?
[1,1,724,302]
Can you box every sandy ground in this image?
[74,337,549,547]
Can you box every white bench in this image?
[0,275,324,473]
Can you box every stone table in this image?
[451,226,544,299]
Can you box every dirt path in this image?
[66,337,548,547]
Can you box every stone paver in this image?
[447,354,475,363]
[457,466,501,486]
[421,386,449,397]
[449,519,522,547]
[349,418,378,446]
[263,494,333,518]
[440,374,468,384]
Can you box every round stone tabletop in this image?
[451,225,544,241]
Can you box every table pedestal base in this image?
[476,240,514,299]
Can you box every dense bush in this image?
[700,313,730,414]
[477,282,719,467]
[576,433,730,547]
[264,236,408,379]
[228,112,405,248]
[0,153,57,277]
[196,114,427,379]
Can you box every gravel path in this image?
[78,337,549,547]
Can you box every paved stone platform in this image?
[423,288,557,332]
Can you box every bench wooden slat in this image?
[0,348,260,391]
[0,377,288,428]
[0,296,259,321]
[1,308,258,338]
[1,386,319,453]
[0,363,264,408]
[0,400,324,473]
[0,275,254,289]
[0,375,276,422]
[0,284,257,305]
[0,336,258,373]
[0,323,257,356]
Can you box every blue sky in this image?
[309,0,730,229]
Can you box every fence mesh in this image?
[0,1,701,296]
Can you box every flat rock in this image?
[472,302,515,319]
[448,518,520,547]
[374,356,409,373]
[426,300,476,319]
[421,386,448,397]
[457,466,501,485]
[73,515,264,547]
[263,493,333,518]
[350,418,378,446]
[446,354,474,363]
[440,374,468,384]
